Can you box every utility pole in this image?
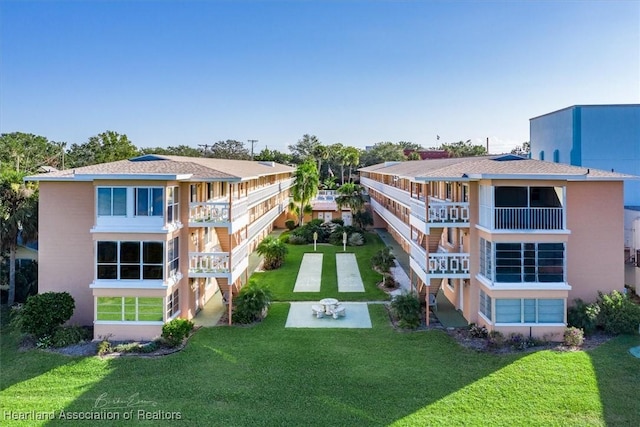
[248,139,258,160]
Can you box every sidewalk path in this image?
[293,253,323,292]
[336,253,365,292]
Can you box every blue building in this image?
[530,104,640,289]
[530,104,640,206]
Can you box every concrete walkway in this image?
[285,302,372,328]
[293,253,323,292]
[336,253,365,292]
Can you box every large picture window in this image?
[135,188,163,217]
[97,187,127,216]
[495,298,564,324]
[97,241,164,280]
[495,242,564,283]
[96,297,163,322]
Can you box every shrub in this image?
[596,290,640,335]
[468,323,489,339]
[348,232,364,246]
[329,225,360,246]
[288,234,307,245]
[390,293,421,329]
[284,219,296,230]
[52,325,91,348]
[331,218,344,226]
[486,330,505,350]
[563,327,585,347]
[19,292,75,338]
[568,298,600,335]
[507,333,536,351]
[371,247,395,273]
[97,339,112,356]
[233,280,273,324]
[161,318,194,347]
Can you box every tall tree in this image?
[290,161,319,226]
[254,148,293,165]
[510,141,531,156]
[0,170,38,306]
[312,144,330,179]
[342,146,361,184]
[205,140,251,160]
[0,132,62,173]
[335,182,365,213]
[140,145,203,157]
[360,142,405,167]
[432,140,487,157]
[67,131,139,167]
[288,134,321,164]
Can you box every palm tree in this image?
[312,145,329,179]
[256,237,288,270]
[290,161,319,226]
[0,171,38,305]
[335,182,365,213]
[343,147,360,183]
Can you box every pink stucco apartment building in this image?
[27,155,294,340]
[359,155,631,339]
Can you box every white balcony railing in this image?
[410,240,427,273]
[189,252,230,277]
[409,198,427,222]
[428,253,470,276]
[189,202,230,224]
[493,207,563,230]
[248,183,287,208]
[361,177,413,207]
[428,201,470,224]
[248,200,287,241]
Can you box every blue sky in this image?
[1,1,638,154]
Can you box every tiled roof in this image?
[26,155,294,181]
[359,155,635,181]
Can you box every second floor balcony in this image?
[189,198,248,231]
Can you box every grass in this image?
[251,232,389,301]
[1,304,639,426]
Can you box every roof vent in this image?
[258,161,275,167]
[491,154,525,162]
[130,154,169,162]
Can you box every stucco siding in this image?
[39,182,95,326]
[566,181,625,302]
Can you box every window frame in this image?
[494,298,565,324]
[97,187,127,217]
[96,296,164,323]
[96,241,165,281]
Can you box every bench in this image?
[311,304,325,318]
[331,305,346,319]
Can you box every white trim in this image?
[475,225,571,235]
[494,322,565,327]
[490,283,572,291]
[77,173,193,181]
[478,312,492,325]
[90,280,168,289]
[94,321,164,326]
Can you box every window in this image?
[479,238,493,280]
[97,187,127,216]
[190,185,197,203]
[168,237,180,277]
[495,242,564,283]
[445,182,452,200]
[167,186,180,223]
[167,289,180,319]
[479,290,492,320]
[96,296,163,322]
[539,150,545,161]
[495,298,564,324]
[97,241,164,280]
[135,188,163,216]
[462,184,469,203]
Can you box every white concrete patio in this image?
[293,253,323,292]
[336,253,365,292]
[285,302,372,328]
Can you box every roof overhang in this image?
[26,173,194,182]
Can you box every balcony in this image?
[493,207,563,230]
[370,199,410,241]
[248,179,292,208]
[188,252,230,278]
[189,198,248,231]
[428,199,470,225]
[427,253,470,278]
[248,199,288,241]
[361,177,413,207]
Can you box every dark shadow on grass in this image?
[40,303,526,426]
[588,334,640,426]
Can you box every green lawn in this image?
[1,304,639,426]
[251,232,389,301]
